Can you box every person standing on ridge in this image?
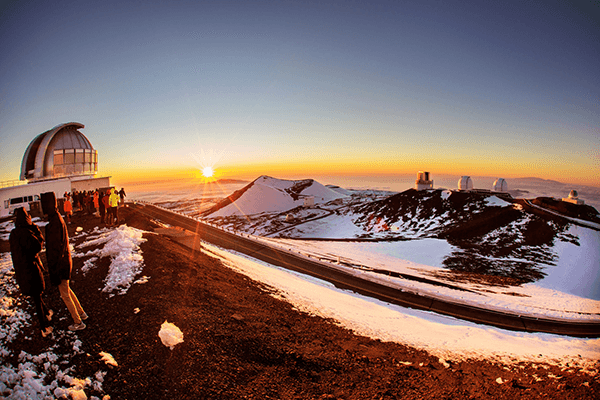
[98,190,106,224]
[108,188,120,225]
[63,194,73,224]
[9,207,54,338]
[41,192,88,331]
[93,190,99,216]
[102,189,111,225]
[118,187,126,207]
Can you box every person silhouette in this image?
[41,192,88,331]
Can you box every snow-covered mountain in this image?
[325,188,600,286]
[203,176,349,217]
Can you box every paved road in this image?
[131,202,600,337]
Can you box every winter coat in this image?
[99,192,106,211]
[9,208,46,296]
[41,192,72,285]
[64,198,73,213]
[102,192,110,208]
[109,189,119,208]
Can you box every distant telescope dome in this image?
[568,190,578,199]
[458,176,473,191]
[20,123,98,182]
[492,178,508,192]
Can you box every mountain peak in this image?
[204,176,346,217]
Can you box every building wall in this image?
[0,179,72,218]
[71,177,111,192]
[1,177,111,218]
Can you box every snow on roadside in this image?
[200,242,600,374]
[259,236,600,321]
[73,225,148,297]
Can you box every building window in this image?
[75,149,84,163]
[54,150,64,165]
[65,149,75,164]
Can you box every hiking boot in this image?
[80,312,89,321]
[68,322,86,331]
[41,326,53,337]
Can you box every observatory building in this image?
[492,178,508,192]
[562,190,584,205]
[458,176,473,191]
[415,171,433,191]
[1,123,111,218]
[21,122,98,182]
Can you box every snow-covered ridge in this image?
[205,175,348,217]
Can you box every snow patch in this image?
[74,225,148,296]
[99,352,118,367]
[485,195,512,207]
[158,321,184,350]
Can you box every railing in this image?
[0,179,28,189]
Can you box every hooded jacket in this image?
[108,188,119,208]
[41,192,72,285]
[9,207,46,295]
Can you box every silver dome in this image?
[20,123,98,182]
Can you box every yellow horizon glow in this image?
[105,159,600,189]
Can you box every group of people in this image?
[9,187,128,337]
[63,187,125,226]
[9,192,87,337]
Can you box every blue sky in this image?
[1,0,598,185]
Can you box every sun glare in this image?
[202,166,214,178]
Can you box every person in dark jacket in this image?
[9,207,53,337]
[41,192,88,331]
[118,187,126,206]
[98,190,106,224]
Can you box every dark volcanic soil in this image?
[3,207,599,399]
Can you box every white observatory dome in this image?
[492,178,508,192]
[20,123,98,182]
[458,176,473,191]
[568,190,578,199]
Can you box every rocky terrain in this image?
[1,207,598,399]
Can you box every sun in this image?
[202,166,214,178]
